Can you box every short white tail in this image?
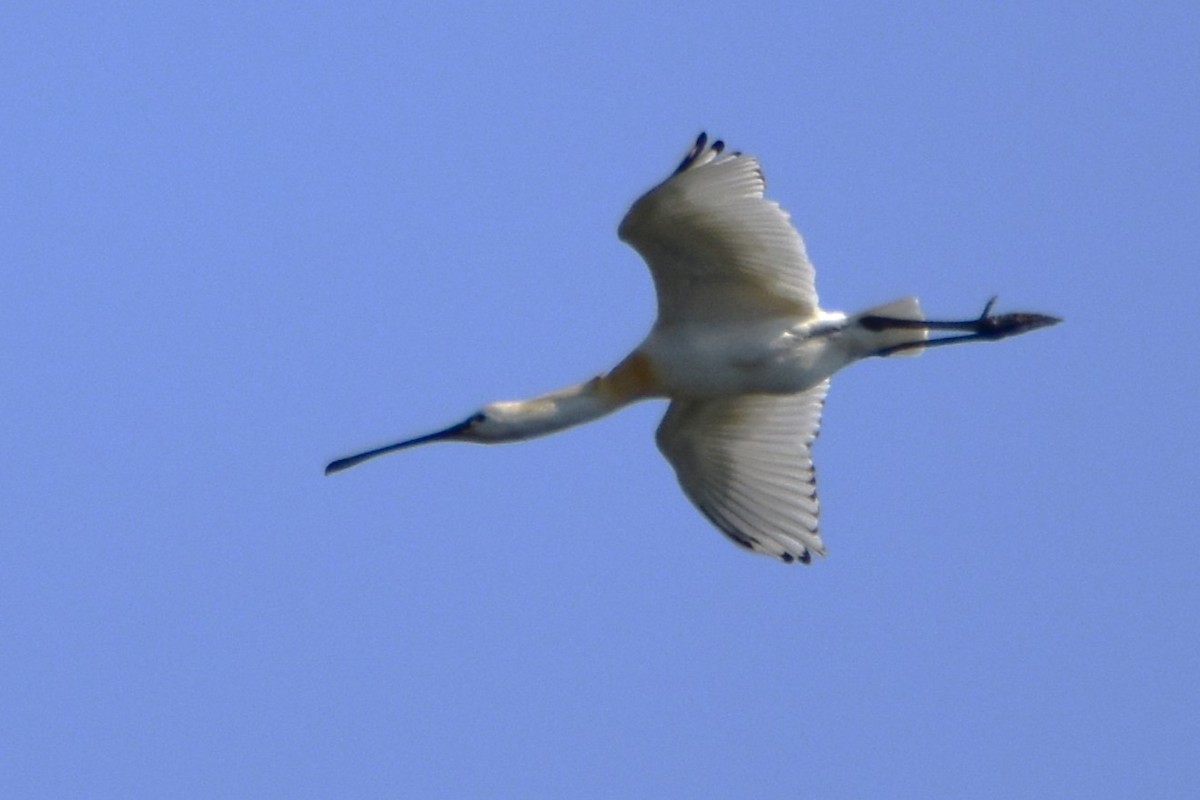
[852,296,927,357]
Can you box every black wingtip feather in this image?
[672,131,730,176]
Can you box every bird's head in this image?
[412,410,492,445]
[468,400,558,442]
[326,386,610,475]
[324,410,491,474]
[403,402,541,447]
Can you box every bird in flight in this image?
[327,133,1059,563]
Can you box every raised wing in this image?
[655,381,830,563]
[619,133,818,326]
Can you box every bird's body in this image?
[328,134,1059,563]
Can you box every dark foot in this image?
[961,296,1062,341]
[862,296,1061,356]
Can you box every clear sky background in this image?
[4,3,1198,797]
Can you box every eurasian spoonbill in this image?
[327,133,1059,563]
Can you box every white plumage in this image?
[328,133,1059,564]
[656,384,829,562]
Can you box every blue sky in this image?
[4,2,1198,797]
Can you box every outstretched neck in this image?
[324,352,663,474]
[480,351,661,443]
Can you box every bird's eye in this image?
[469,412,487,425]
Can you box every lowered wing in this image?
[655,381,830,563]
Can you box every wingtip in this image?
[673,132,708,175]
[671,131,732,176]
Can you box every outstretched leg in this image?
[860,297,1061,357]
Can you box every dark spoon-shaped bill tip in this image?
[324,417,475,475]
